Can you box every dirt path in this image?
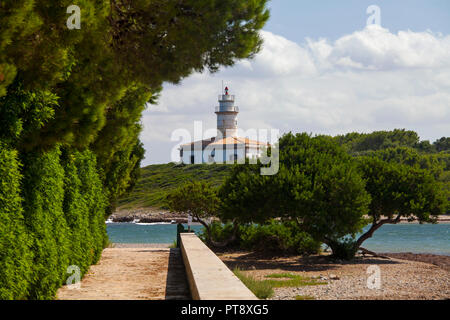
[57,247,190,300]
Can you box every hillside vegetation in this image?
[118,130,449,213]
[117,163,232,210]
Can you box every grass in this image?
[169,239,177,249]
[264,273,327,288]
[233,269,327,300]
[118,163,231,210]
[233,268,274,299]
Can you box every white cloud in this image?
[141,27,450,165]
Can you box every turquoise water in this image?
[106,222,450,255]
[357,223,449,255]
[107,223,203,244]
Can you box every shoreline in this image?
[110,208,450,224]
[216,250,450,300]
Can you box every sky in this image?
[140,1,450,165]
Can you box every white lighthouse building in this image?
[180,87,268,164]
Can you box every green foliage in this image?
[263,273,326,288]
[0,0,270,300]
[0,143,31,299]
[233,268,325,300]
[0,145,107,299]
[358,156,447,223]
[199,221,321,255]
[109,0,270,86]
[335,129,420,154]
[167,181,219,220]
[118,163,231,209]
[239,221,321,255]
[200,222,237,243]
[62,151,92,274]
[0,81,58,149]
[434,137,450,153]
[61,149,107,273]
[91,85,156,215]
[2,0,269,152]
[74,151,108,262]
[233,268,274,299]
[220,133,371,246]
[21,147,70,299]
[325,155,449,260]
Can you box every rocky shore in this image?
[110,209,450,224]
[109,207,188,224]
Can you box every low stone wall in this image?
[180,233,257,300]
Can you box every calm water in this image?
[107,223,203,244]
[106,222,450,255]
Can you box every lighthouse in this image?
[179,86,268,164]
[215,86,239,138]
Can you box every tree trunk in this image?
[355,214,402,249]
[195,215,239,248]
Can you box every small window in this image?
[190,155,195,164]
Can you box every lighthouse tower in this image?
[215,87,239,138]
[179,85,268,164]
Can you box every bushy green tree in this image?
[354,156,447,250]
[335,129,420,153]
[434,137,450,152]
[167,181,235,245]
[2,0,270,152]
[220,133,371,258]
[109,0,270,86]
[91,85,157,215]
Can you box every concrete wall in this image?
[180,233,258,300]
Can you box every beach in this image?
[217,251,450,300]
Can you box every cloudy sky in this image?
[141,0,450,165]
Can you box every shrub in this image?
[201,220,321,255]
[61,150,93,274]
[21,147,70,299]
[0,144,108,299]
[73,151,108,264]
[0,143,32,299]
[240,221,321,255]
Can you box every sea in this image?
[106,222,450,256]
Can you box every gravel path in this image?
[217,252,450,300]
[57,247,190,300]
